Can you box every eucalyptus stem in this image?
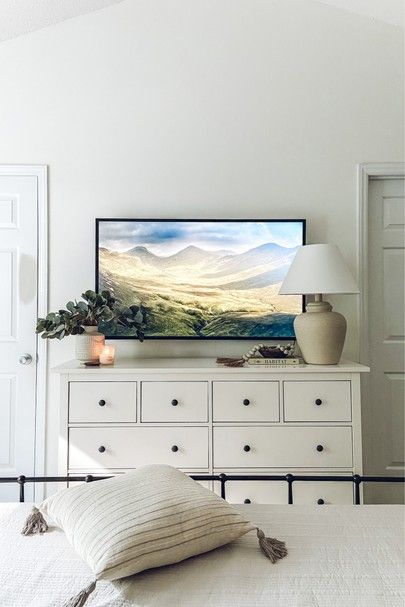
[36,290,146,341]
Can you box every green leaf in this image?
[36,290,145,342]
[134,310,144,323]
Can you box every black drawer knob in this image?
[317,498,325,505]
[244,498,251,504]
[98,399,106,407]
[316,444,324,452]
[243,399,250,406]
[171,445,179,452]
[315,398,322,406]
[171,399,178,406]
[243,445,251,452]
[98,445,106,453]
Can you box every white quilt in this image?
[0,503,403,607]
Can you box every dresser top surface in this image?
[53,357,369,374]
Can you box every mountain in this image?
[102,243,298,286]
[124,245,226,268]
[125,246,160,264]
[229,242,297,267]
[98,239,302,338]
[203,243,298,278]
[98,247,123,260]
[218,265,291,290]
[164,245,221,266]
[209,249,236,257]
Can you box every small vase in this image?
[75,326,105,363]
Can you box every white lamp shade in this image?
[279,244,359,295]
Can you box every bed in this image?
[1,501,404,607]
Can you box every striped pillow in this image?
[22,465,287,606]
[43,465,255,580]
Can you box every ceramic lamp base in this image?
[294,300,346,365]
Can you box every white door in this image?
[365,177,405,504]
[0,174,40,501]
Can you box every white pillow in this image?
[22,465,287,606]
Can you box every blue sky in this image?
[99,220,303,255]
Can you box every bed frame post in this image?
[17,475,26,503]
[353,475,362,505]
[219,473,227,499]
[286,474,294,504]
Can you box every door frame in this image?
[357,162,405,365]
[0,165,48,498]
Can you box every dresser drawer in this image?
[213,479,353,504]
[214,480,287,504]
[283,381,351,422]
[213,426,353,468]
[293,481,353,505]
[69,382,136,423]
[141,382,208,422]
[213,381,279,422]
[69,427,209,470]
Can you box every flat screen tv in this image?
[96,219,306,340]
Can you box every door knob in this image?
[19,354,33,365]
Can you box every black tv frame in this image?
[95,218,306,340]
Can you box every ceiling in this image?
[315,0,404,28]
[0,0,125,42]
[0,0,403,43]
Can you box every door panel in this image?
[366,177,405,504]
[0,175,38,501]
[0,376,14,465]
[0,250,16,339]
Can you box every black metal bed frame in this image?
[1,473,404,505]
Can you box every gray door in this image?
[365,177,405,503]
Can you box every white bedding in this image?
[0,503,403,607]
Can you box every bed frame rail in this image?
[0,473,404,504]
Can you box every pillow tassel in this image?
[63,581,97,607]
[256,528,287,563]
[21,507,48,535]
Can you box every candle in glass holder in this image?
[99,345,115,365]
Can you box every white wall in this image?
[0,0,403,476]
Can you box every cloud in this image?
[98,220,304,254]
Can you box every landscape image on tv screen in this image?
[96,219,304,339]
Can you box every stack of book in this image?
[247,356,303,366]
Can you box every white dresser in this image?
[54,358,369,505]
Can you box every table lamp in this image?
[279,244,359,364]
